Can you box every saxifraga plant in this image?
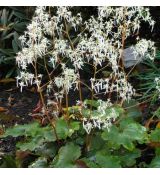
[15,6,155,134]
[1,6,159,168]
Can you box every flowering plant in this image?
[15,6,155,134]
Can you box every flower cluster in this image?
[16,6,155,134]
[82,100,119,134]
[90,72,135,101]
[16,72,42,92]
[54,67,79,94]
[132,39,156,61]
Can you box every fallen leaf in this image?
[32,100,43,113]
[7,96,15,106]
[5,87,19,92]
[0,78,15,83]
[156,122,160,129]
[0,127,4,135]
[0,107,7,112]
[149,142,160,148]
[16,150,31,167]
[145,116,154,129]
[75,160,88,168]
[16,150,31,160]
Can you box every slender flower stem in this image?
[64,18,83,103]
[65,89,69,120]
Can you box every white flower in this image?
[16,72,35,90]
[82,99,120,134]
[132,39,155,61]
[83,120,93,134]
[34,79,41,88]
[19,81,26,92]
[54,68,79,93]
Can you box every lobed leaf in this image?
[52,142,81,168]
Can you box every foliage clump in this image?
[1,6,160,168]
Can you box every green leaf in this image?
[12,39,18,53]
[2,123,31,137]
[1,56,15,65]
[123,99,142,121]
[122,122,147,142]
[84,99,99,108]
[14,32,21,48]
[23,122,41,137]
[29,157,48,168]
[102,70,112,77]
[5,67,16,78]
[81,108,91,118]
[120,149,141,167]
[55,119,80,139]
[0,49,14,56]
[102,125,121,149]
[1,32,14,40]
[150,128,160,142]
[1,9,8,25]
[154,107,160,118]
[43,128,56,142]
[13,11,29,20]
[112,105,125,115]
[55,119,69,139]
[80,158,99,168]
[155,148,160,156]
[13,22,28,32]
[74,136,85,146]
[68,121,80,136]
[17,136,44,151]
[102,118,148,151]
[90,133,105,151]
[120,137,135,150]
[0,155,17,168]
[2,121,57,152]
[2,121,56,140]
[70,121,80,131]
[95,151,121,168]
[8,10,14,21]
[36,142,58,158]
[52,142,81,168]
[149,156,160,168]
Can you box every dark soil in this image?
[0,83,39,153]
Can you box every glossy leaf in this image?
[68,121,80,136]
[150,128,160,142]
[29,157,48,168]
[13,22,28,32]
[102,118,148,151]
[120,149,141,167]
[55,118,69,139]
[149,156,160,168]
[95,151,121,168]
[17,136,44,151]
[36,142,58,158]
[52,142,81,168]
[123,99,142,121]
[13,11,29,20]
[80,158,99,168]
